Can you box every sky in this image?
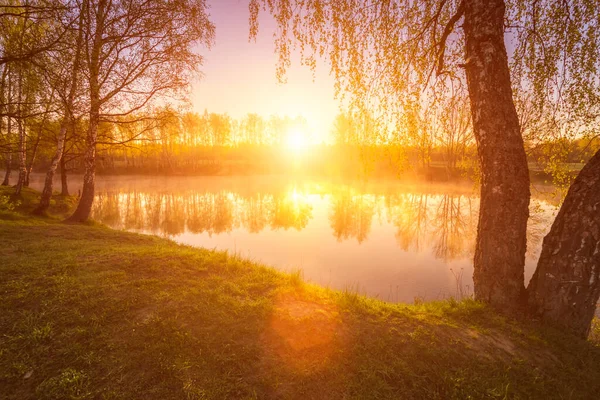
[191,0,340,141]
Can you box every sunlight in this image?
[285,127,309,152]
[262,293,342,374]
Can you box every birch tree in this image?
[66,0,214,222]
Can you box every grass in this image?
[0,186,77,218]
[1,188,599,399]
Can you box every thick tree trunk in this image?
[66,0,102,223]
[66,108,98,222]
[463,0,531,311]
[60,156,69,196]
[527,150,600,338]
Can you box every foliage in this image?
[508,0,600,187]
[0,194,18,211]
[590,317,600,346]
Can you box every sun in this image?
[285,127,309,152]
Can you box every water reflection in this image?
[92,183,551,265]
[93,190,314,236]
[329,191,376,244]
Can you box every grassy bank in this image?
[0,186,77,218]
[1,189,600,399]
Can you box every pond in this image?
[31,175,559,303]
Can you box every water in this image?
[30,174,559,303]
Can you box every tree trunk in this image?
[2,77,12,187]
[67,76,99,222]
[60,156,69,196]
[24,130,41,187]
[1,133,11,186]
[463,0,531,311]
[0,66,8,186]
[66,107,98,222]
[33,120,69,215]
[527,150,600,338]
[26,87,56,188]
[14,116,26,195]
[14,68,26,196]
[66,0,103,223]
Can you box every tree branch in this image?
[436,1,465,77]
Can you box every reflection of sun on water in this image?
[289,188,308,204]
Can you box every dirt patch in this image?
[488,333,517,355]
[454,327,559,366]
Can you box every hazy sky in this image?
[191,0,339,139]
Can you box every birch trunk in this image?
[60,156,69,196]
[463,0,531,311]
[527,150,600,338]
[2,73,12,187]
[24,129,41,187]
[66,106,98,222]
[14,63,27,196]
[33,119,69,214]
[14,115,26,195]
[66,0,104,222]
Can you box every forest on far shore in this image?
[3,107,598,186]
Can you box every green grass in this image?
[0,190,599,399]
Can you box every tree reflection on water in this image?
[92,182,554,263]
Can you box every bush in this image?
[0,195,19,212]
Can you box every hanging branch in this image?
[436,1,465,77]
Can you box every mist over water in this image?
[29,174,558,303]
